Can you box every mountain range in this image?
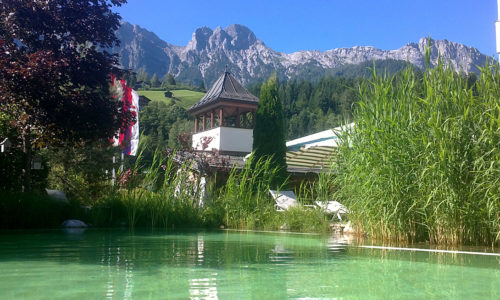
[112,22,490,87]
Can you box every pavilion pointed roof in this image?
[188,71,259,113]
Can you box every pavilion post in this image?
[243,112,248,128]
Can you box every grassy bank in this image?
[74,152,331,233]
[0,148,332,233]
[334,59,500,245]
[138,90,205,109]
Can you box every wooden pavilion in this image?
[188,70,259,155]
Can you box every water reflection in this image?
[189,235,219,299]
[189,275,218,300]
[124,256,134,300]
[269,244,295,265]
[0,230,499,299]
[327,234,351,254]
[62,227,87,236]
[197,235,204,264]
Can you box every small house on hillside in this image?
[188,71,259,156]
[138,95,151,110]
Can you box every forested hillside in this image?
[290,59,409,82]
[248,76,360,139]
[136,59,413,151]
[139,74,361,153]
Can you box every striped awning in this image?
[286,146,337,173]
[285,123,353,173]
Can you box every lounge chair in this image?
[269,190,298,211]
[315,200,348,221]
[270,190,317,211]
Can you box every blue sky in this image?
[115,0,497,56]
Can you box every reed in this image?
[334,59,500,245]
[279,207,330,232]
[211,154,284,229]
[208,154,332,232]
[82,142,333,232]
[89,148,205,229]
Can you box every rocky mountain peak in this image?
[186,24,260,52]
[113,23,491,87]
[207,27,230,50]
[116,22,168,48]
[186,26,213,51]
[416,37,485,72]
[224,24,258,50]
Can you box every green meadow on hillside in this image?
[138,90,205,109]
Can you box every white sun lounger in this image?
[269,190,299,211]
[270,190,316,212]
[315,200,348,221]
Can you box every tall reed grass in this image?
[207,154,331,232]
[90,149,204,228]
[69,148,331,232]
[88,152,330,232]
[209,155,285,229]
[334,59,500,245]
[297,166,337,203]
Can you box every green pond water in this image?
[0,229,499,299]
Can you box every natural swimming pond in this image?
[0,229,499,299]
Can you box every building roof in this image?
[286,123,354,151]
[188,71,259,113]
[285,123,354,173]
[286,146,337,170]
[138,95,151,111]
[286,129,339,152]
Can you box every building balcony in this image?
[192,126,253,155]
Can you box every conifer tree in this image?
[151,73,160,88]
[198,80,206,91]
[137,69,149,86]
[252,75,287,186]
[162,74,176,87]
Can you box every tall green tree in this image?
[150,73,160,88]
[0,0,129,192]
[123,70,137,89]
[198,80,206,91]
[137,68,149,86]
[140,101,189,148]
[252,75,287,186]
[161,73,176,87]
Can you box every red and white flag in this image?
[112,77,139,156]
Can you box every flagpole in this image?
[496,0,500,60]
[112,155,116,186]
[120,152,124,174]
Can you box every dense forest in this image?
[139,75,361,153]
[248,76,359,139]
[286,59,410,83]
